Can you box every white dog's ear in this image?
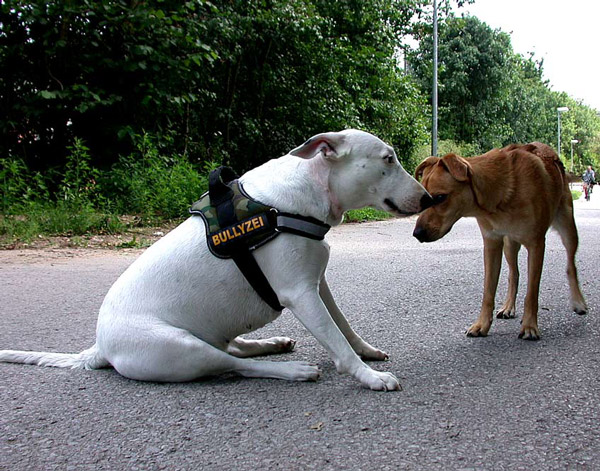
[289,132,346,160]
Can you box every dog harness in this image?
[190,166,331,311]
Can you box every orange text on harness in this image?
[211,215,267,246]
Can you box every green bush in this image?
[1,137,124,241]
[106,134,218,219]
[2,130,406,243]
[1,134,216,241]
[60,138,101,205]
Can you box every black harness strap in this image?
[209,166,239,228]
[275,213,331,240]
[208,167,284,312]
[231,252,284,312]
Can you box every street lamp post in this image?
[432,0,438,157]
[557,106,569,157]
[570,139,579,173]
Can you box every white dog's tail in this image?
[0,344,109,370]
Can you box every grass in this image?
[344,207,392,223]
[571,190,582,200]
[0,202,125,242]
[115,236,154,249]
[0,208,172,249]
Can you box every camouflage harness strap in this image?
[190,166,330,311]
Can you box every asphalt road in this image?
[1,190,599,471]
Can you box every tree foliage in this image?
[409,14,600,172]
[0,0,430,174]
[1,0,219,170]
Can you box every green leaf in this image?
[39,90,58,99]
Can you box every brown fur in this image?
[414,142,587,340]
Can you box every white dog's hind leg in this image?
[226,336,296,358]
[108,325,318,383]
[319,277,389,361]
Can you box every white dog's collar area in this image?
[189,167,331,311]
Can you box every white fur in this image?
[0,130,430,391]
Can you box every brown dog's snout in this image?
[419,193,434,212]
[413,225,430,243]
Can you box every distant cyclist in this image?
[582,165,596,201]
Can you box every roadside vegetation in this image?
[2,1,599,246]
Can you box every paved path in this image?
[572,181,600,210]
[1,191,599,470]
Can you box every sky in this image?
[462,0,600,111]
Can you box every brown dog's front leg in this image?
[467,236,503,337]
[519,240,545,340]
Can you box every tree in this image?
[199,0,430,170]
[553,93,600,172]
[0,0,218,171]
[1,0,431,176]
[409,13,600,162]
[410,16,515,151]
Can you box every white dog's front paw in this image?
[357,367,401,391]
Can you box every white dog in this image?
[0,130,431,391]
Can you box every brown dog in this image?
[413,142,587,340]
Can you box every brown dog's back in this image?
[474,143,568,215]
[507,142,568,205]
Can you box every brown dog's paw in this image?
[518,326,540,341]
[466,323,489,337]
[572,302,587,316]
[496,308,516,319]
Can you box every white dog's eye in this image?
[383,155,394,164]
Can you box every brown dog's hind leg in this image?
[552,200,588,315]
[467,236,503,337]
[497,237,521,319]
[519,241,545,340]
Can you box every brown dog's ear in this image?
[414,156,440,181]
[440,153,471,182]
